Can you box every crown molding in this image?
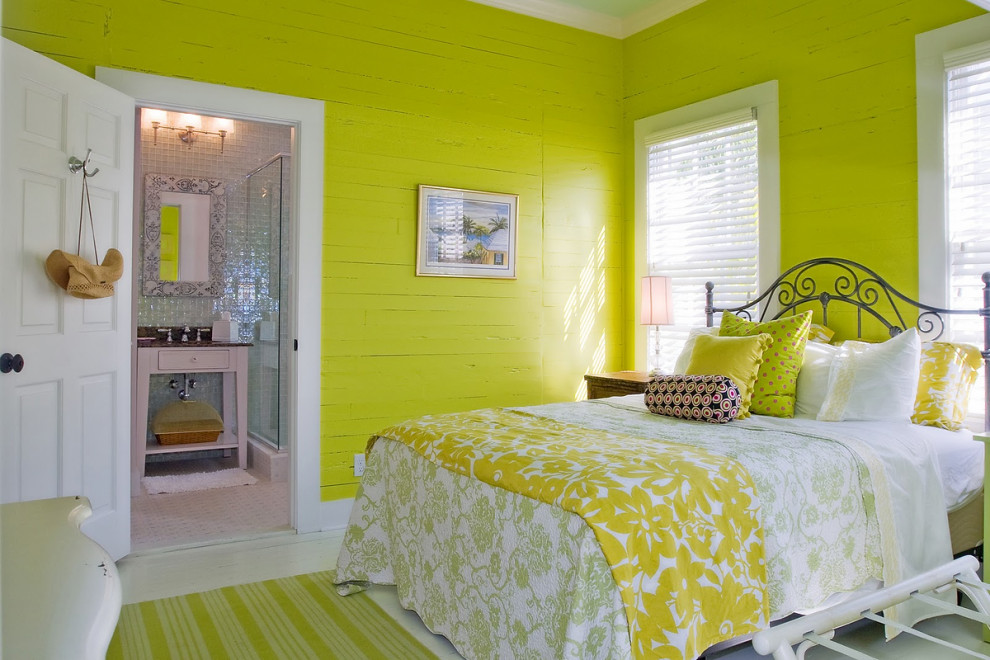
[466,0,624,38]
[468,0,988,39]
[621,0,707,37]
[466,0,706,38]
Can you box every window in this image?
[918,15,990,429]
[945,55,990,341]
[634,82,780,373]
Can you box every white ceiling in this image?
[466,0,706,38]
[468,0,990,39]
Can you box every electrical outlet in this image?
[353,453,366,477]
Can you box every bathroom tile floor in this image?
[131,455,290,551]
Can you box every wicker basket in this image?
[152,400,224,446]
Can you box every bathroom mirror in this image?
[143,173,227,296]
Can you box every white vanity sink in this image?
[132,342,251,495]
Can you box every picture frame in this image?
[416,185,518,279]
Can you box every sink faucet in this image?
[181,325,191,343]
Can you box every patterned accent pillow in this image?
[645,374,742,424]
[719,310,813,418]
[912,341,983,430]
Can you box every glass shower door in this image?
[244,155,290,450]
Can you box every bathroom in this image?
[131,107,293,549]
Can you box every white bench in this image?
[2,496,122,659]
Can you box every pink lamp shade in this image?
[640,276,673,325]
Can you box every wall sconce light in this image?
[144,109,232,153]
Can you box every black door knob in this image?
[1,353,24,374]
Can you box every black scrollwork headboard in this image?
[703,257,990,431]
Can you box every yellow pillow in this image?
[912,341,983,430]
[807,323,835,344]
[686,333,774,419]
[719,310,813,418]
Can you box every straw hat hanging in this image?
[44,151,124,299]
[45,248,124,299]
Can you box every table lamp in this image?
[640,275,673,372]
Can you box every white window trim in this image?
[916,12,990,307]
[633,81,780,370]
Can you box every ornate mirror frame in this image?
[142,173,227,297]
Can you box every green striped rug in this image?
[107,571,439,659]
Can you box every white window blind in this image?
[645,108,760,372]
[945,54,990,426]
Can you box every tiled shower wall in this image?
[137,110,292,451]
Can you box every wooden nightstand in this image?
[584,371,651,399]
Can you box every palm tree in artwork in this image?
[489,215,508,232]
[461,216,485,237]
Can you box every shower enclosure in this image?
[243,154,291,450]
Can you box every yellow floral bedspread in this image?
[371,408,768,660]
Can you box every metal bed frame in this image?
[752,555,990,659]
[700,258,990,658]
[704,257,990,431]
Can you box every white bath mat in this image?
[142,468,258,495]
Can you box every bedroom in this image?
[1,0,989,658]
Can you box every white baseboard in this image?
[321,498,355,531]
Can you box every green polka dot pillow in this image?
[718,310,813,418]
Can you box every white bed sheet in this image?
[914,424,983,512]
[611,394,984,512]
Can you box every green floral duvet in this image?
[334,397,952,659]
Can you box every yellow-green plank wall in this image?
[622,0,982,350]
[2,0,624,500]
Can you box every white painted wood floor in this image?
[117,532,990,659]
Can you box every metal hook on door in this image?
[67,148,100,178]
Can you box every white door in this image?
[1,39,134,560]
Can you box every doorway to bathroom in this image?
[130,110,294,550]
[95,66,324,552]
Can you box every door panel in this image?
[77,185,118,331]
[1,38,134,560]
[6,381,61,501]
[22,81,66,150]
[79,373,116,513]
[83,103,121,168]
[20,174,64,332]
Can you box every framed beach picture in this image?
[416,185,518,279]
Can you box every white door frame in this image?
[95,68,323,534]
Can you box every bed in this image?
[334,258,990,660]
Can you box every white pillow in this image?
[673,326,719,374]
[794,342,839,418]
[816,329,921,422]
